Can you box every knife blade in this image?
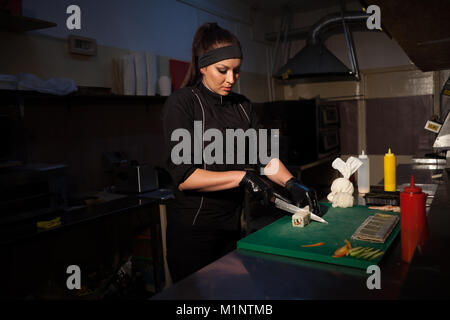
[273,197,328,224]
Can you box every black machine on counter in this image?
[103,152,159,194]
[115,164,159,194]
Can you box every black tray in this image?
[363,186,400,205]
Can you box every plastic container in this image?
[400,175,426,263]
[357,150,370,194]
[384,148,396,191]
[158,76,172,96]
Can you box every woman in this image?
[162,22,320,283]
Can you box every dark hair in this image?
[181,22,242,88]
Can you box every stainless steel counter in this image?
[152,164,450,300]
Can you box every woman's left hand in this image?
[285,178,321,215]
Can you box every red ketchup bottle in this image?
[400,175,426,263]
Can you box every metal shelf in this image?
[0,88,167,107]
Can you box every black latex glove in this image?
[239,171,273,205]
[285,178,321,215]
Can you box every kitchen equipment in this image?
[103,151,128,172]
[271,192,327,224]
[384,148,396,191]
[433,110,450,149]
[115,164,158,194]
[432,110,450,168]
[363,189,400,206]
[351,212,399,243]
[357,150,370,194]
[400,175,427,263]
[259,99,340,166]
[0,163,67,224]
[237,203,400,269]
[271,10,365,82]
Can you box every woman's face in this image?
[200,58,241,96]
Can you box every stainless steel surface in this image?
[411,157,447,171]
[411,158,446,165]
[385,163,445,186]
[433,111,450,150]
[152,163,450,300]
[412,164,447,170]
[153,245,404,300]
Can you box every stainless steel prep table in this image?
[153,164,450,300]
[0,195,166,297]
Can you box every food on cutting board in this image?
[368,205,400,212]
[348,247,384,260]
[332,240,384,260]
[332,239,352,257]
[302,242,325,247]
[292,210,311,227]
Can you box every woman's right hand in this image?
[239,171,272,205]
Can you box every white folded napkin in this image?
[327,156,363,208]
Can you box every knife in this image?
[272,193,328,224]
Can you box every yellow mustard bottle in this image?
[384,148,396,191]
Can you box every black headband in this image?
[198,45,242,68]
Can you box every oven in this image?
[319,104,340,127]
[319,128,340,157]
[317,103,340,158]
[255,99,340,166]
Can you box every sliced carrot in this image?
[333,244,349,257]
[344,239,352,250]
[302,242,326,247]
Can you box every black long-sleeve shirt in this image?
[162,81,268,230]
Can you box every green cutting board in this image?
[237,203,400,269]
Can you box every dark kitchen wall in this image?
[366,95,435,156]
[336,100,359,155]
[13,98,166,195]
[337,95,436,157]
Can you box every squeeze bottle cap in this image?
[359,150,368,159]
[403,175,422,193]
[385,148,394,156]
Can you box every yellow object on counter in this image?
[37,217,61,229]
[384,148,396,191]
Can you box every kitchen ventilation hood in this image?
[273,42,355,81]
[271,11,370,82]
